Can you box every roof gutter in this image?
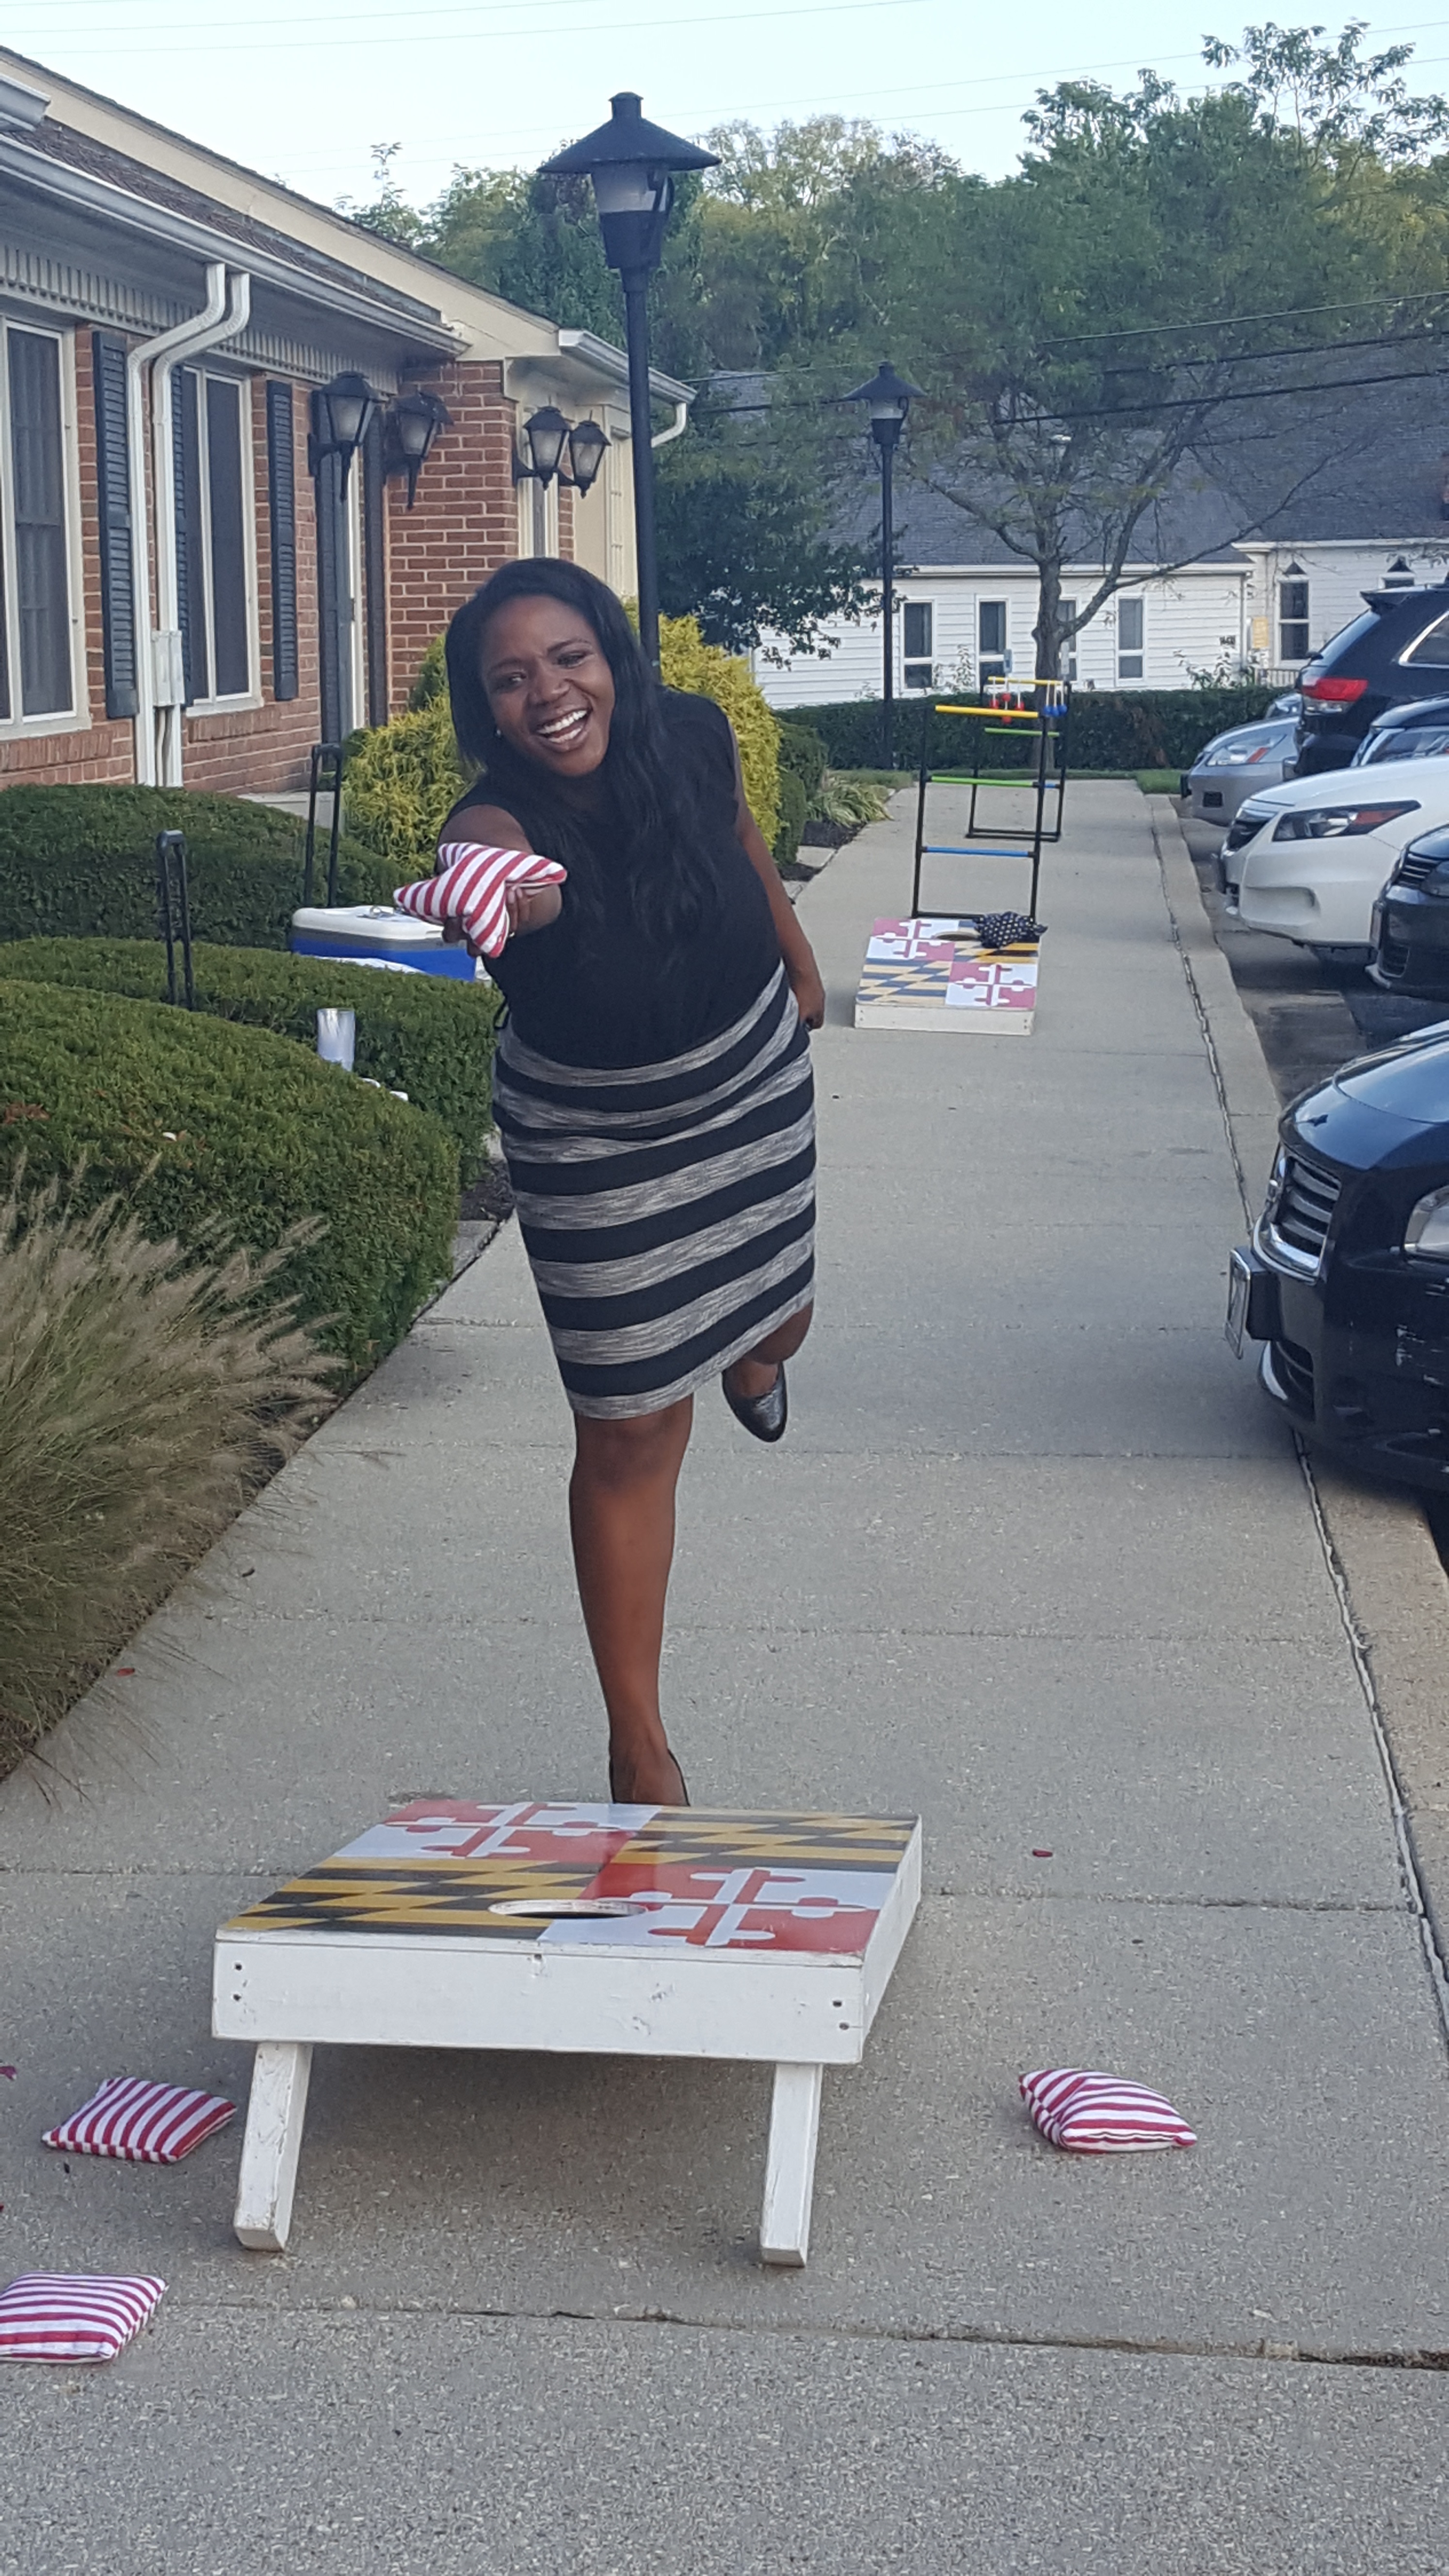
[0,129,462,352]
[556,326,692,409]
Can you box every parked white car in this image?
[1221,755,1449,960]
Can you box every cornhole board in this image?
[854,917,1040,1033]
[290,904,480,980]
[214,1801,921,2267]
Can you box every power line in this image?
[9,0,939,57]
[1041,285,1449,349]
[1058,355,1449,419]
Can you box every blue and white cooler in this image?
[290,905,481,981]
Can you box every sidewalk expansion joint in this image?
[1151,814,1253,1230]
[1296,1440,1449,2044]
[936,1884,1409,1915]
[189,2295,1449,2375]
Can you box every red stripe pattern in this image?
[0,2273,165,2363]
[394,842,567,961]
[43,2076,236,2164]
[1020,2066,1197,2153]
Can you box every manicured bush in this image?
[777,687,1281,776]
[0,939,502,1181]
[772,769,808,868]
[0,980,457,1372]
[343,696,470,869]
[0,785,394,949]
[0,1179,333,1771]
[776,721,828,804]
[408,633,449,709]
[659,613,781,845]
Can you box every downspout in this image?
[650,397,690,450]
[125,263,250,789]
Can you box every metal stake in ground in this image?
[302,742,346,908]
[155,830,194,1010]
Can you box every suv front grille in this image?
[1261,1153,1340,1273]
[1394,849,1437,888]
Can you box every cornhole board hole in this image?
[854,917,1040,1033]
[214,1801,921,2268]
[290,905,481,980]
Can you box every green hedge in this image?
[778,687,1281,775]
[776,721,828,803]
[0,979,457,1372]
[772,769,808,868]
[0,786,396,949]
[0,939,501,1181]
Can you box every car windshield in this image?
[1354,726,1449,765]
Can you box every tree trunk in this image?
[1032,557,1063,681]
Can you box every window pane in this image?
[1280,621,1310,661]
[1405,612,1449,668]
[1279,579,1309,624]
[902,601,931,657]
[1118,597,1144,652]
[1118,654,1144,679]
[979,600,1006,655]
[8,331,71,714]
[903,660,934,690]
[177,369,209,703]
[0,509,10,718]
[206,377,249,697]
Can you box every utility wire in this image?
[1040,284,1449,347]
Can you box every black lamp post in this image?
[844,362,923,768]
[542,95,717,669]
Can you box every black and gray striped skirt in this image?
[492,964,815,1419]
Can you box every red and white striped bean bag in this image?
[394,842,567,961]
[43,2076,235,2164]
[1021,2066,1196,2153]
[0,2273,165,2363]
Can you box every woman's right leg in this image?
[569,1397,694,1803]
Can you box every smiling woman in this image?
[437,560,825,1806]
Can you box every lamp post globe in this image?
[523,404,572,486]
[844,362,924,769]
[541,96,718,669]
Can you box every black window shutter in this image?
[91,332,138,719]
[266,380,299,701]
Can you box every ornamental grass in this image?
[0,1175,335,1774]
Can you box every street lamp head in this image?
[540,93,719,276]
[318,369,381,458]
[843,360,925,452]
[566,415,610,495]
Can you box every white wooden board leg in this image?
[760,2061,824,2267]
[233,2041,313,2251]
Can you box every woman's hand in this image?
[439,880,563,958]
[788,956,826,1030]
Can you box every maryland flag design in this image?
[225,1802,918,1955]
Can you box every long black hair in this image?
[444,559,721,947]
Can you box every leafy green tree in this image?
[655,418,872,656]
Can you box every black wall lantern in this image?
[382,388,452,509]
[541,95,717,668]
[309,370,382,491]
[513,404,610,495]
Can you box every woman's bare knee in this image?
[573,1398,692,1489]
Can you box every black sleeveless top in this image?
[443,690,781,1070]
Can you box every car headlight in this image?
[1405,1186,1449,1259]
[1272,801,1418,841]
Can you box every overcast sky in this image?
[8,1,1449,219]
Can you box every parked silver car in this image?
[1183,719,1298,825]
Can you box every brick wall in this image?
[385,359,525,710]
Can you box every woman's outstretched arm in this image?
[729,745,826,1029]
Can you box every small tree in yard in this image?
[905,25,1449,678]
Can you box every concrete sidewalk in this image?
[4,780,1449,2572]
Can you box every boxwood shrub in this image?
[0,979,457,1372]
[0,785,396,949]
[1,938,501,1180]
[779,687,1281,776]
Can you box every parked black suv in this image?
[1297,585,1449,775]
[1369,824,1449,998]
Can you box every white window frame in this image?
[180,364,261,717]
[978,596,1009,679]
[1059,596,1079,683]
[902,597,934,690]
[0,318,86,739]
[1117,593,1145,681]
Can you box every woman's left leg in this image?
[723,1301,814,1406]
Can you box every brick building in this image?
[0,50,689,796]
